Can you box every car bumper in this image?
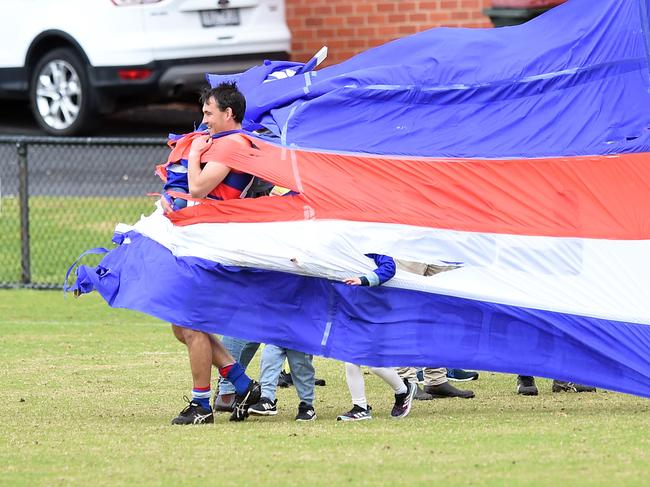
[89,51,290,99]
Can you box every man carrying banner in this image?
[167,82,261,424]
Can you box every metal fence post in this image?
[17,141,30,285]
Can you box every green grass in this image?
[0,196,154,286]
[1,290,650,486]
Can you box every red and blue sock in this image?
[192,386,211,410]
[218,362,252,395]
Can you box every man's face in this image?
[201,96,231,135]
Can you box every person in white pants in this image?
[337,363,417,421]
[336,253,416,421]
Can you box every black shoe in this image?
[517,375,539,396]
[213,392,236,412]
[391,380,417,419]
[414,384,433,401]
[295,401,316,421]
[248,397,278,416]
[230,380,262,422]
[446,368,480,382]
[552,380,596,393]
[171,396,214,425]
[337,404,372,421]
[278,370,293,388]
[424,381,475,399]
[278,369,326,387]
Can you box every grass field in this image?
[0,196,154,286]
[1,290,649,486]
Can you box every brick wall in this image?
[286,0,493,65]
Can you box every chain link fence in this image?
[0,136,170,289]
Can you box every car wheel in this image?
[29,48,96,136]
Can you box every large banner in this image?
[73,0,650,397]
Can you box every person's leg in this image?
[286,351,315,405]
[370,366,416,419]
[184,329,214,391]
[217,335,246,395]
[170,324,216,425]
[345,362,368,408]
[171,325,214,400]
[551,380,596,393]
[337,363,372,421]
[446,368,480,381]
[394,259,428,275]
[173,325,257,388]
[213,336,261,421]
[397,366,433,400]
[396,366,418,383]
[517,375,538,395]
[286,350,316,421]
[180,328,247,397]
[423,367,475,398]
[172,323,186,343]
[209,334,241,367]
[248,344,284,416]
[209,336,261,422]
[240,341,261,368]
[259,344,286,403]
[217,336,253,396]
[172,325,234,368]
[220,351,262,422]
[423,367,447,387]
[172,324,260,421]
[423,263,460,276]
[369,366,407,394]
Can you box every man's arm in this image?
[187,135,231,198]
[343,253,396,287]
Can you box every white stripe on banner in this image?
[119,211,650,326]
[303,72,312,94]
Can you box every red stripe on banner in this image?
[166,137,650,239]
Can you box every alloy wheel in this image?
[34,59,82,131]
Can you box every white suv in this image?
[0,0,290,135]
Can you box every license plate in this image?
[200,9,240,27]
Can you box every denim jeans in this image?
[260,344,315,405]
[217,336,260,395]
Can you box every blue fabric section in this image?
[639,0,650,68]
[210,129,245,140]
[210,0,650,158]
[168,133,185,142]
[72,232,650,398]
[63,247,110,294]
[168,127,241,143]
[162,186,189,211]
[221,170,254,191]
[163,174,189,193]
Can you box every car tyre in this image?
[29,47,97,136]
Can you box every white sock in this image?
[369,367,407,394]
[345,362,367,409]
